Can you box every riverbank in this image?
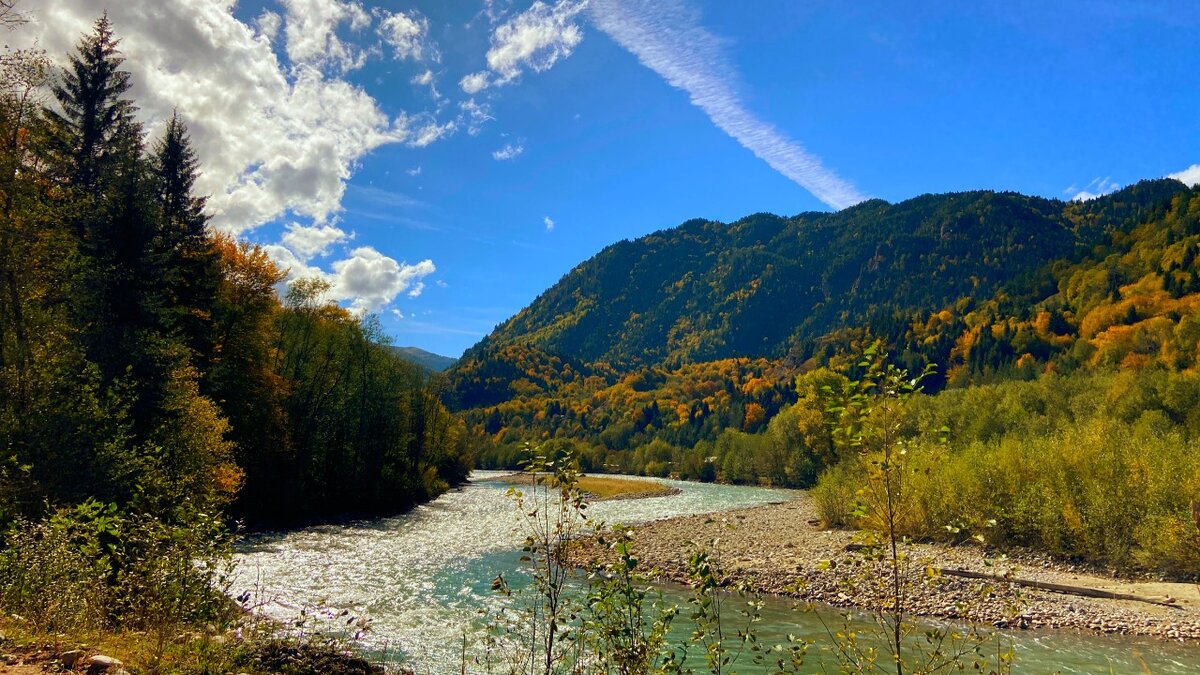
[569,493,1200,641]
[0,617,395,675]
[483,472,682,501]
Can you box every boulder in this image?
[60,649,86,668]
[87,654,124,673]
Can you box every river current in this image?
[234,472,1200,673]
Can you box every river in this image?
[234,472,1200,673]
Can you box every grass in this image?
[0,616,395,675]
[499,473,680,500]
[576,475,679,500]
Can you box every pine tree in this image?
[152,111,218,364]
[44,13,136,199]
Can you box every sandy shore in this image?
[569,493,1200,641]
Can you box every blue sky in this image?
[20,0,1200,356]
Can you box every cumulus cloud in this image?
[589,0,867,210]
[15,0,452,311]
[462,0,587,92]
[255,11,282,41]
[13,0,456,235]
[493,142,524,160]
[1169,164,1200,187]
[378,9,433,61]
[281,222,351,260]
[459,71,490,94]
[331,249,436,311]
[282,0,371,72]
[1066,176,1120,202]
[543,215,555,231]
[265,245,436,312]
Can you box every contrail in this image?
[588,0,867,210]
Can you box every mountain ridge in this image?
[389,345,458,373]
[446,178,1199,453]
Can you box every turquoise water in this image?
[233,473,1200,673]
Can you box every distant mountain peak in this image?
[390,346,458,373]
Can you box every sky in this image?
[12,0,1200,357]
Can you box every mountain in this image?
[390,346,458,373]
[446,179,1200,456]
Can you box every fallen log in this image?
[939,567,1181,609]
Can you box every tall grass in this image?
[814,370,1200,576]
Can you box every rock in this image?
[87,654,124,673]
[60,649,86,668]
[1,653,19,665]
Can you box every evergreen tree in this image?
[43,13,136,201]
[152,112,218,364]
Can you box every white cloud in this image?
[255,11,282,42]
[481,0,514,25]
[14,0,457,235]
[459,98,494,136]
[465,0,587,92]
[408,118,456,147]
[493,142,524,160]
[589,0,866,210]
[391,308,405,319]
[1168,164,1200,187]
[406,166,422,176]
[331,248,436,311]
[282,0,371,73]
[1066,176,1120,202]
[262,243,327,283]
[459,71,490,94]
[281,222,351,260]
[543,215,555,231]
[378,9,432,61]
[410,68,441,100]
[264,244,434,311]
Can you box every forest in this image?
[458,162,1200,577]
[457,181,1200,476]
[0,11,471,655]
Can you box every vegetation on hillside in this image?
[454,180,1200,484]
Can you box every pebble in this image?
[570,495,1200,642]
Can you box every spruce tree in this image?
[152,112,218,364]
[44,13,136,199]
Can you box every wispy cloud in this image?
[349,184,427,208]
[461,0,587,93]
[493,142,525,160]
[588,0,866,210]
[1065,176,1120,202]
[543,215,555,231]
[1169,164,1200,187]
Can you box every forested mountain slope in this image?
[448,180,1200,460]
[390,345,459,372]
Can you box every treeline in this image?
[0,16,470,532]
